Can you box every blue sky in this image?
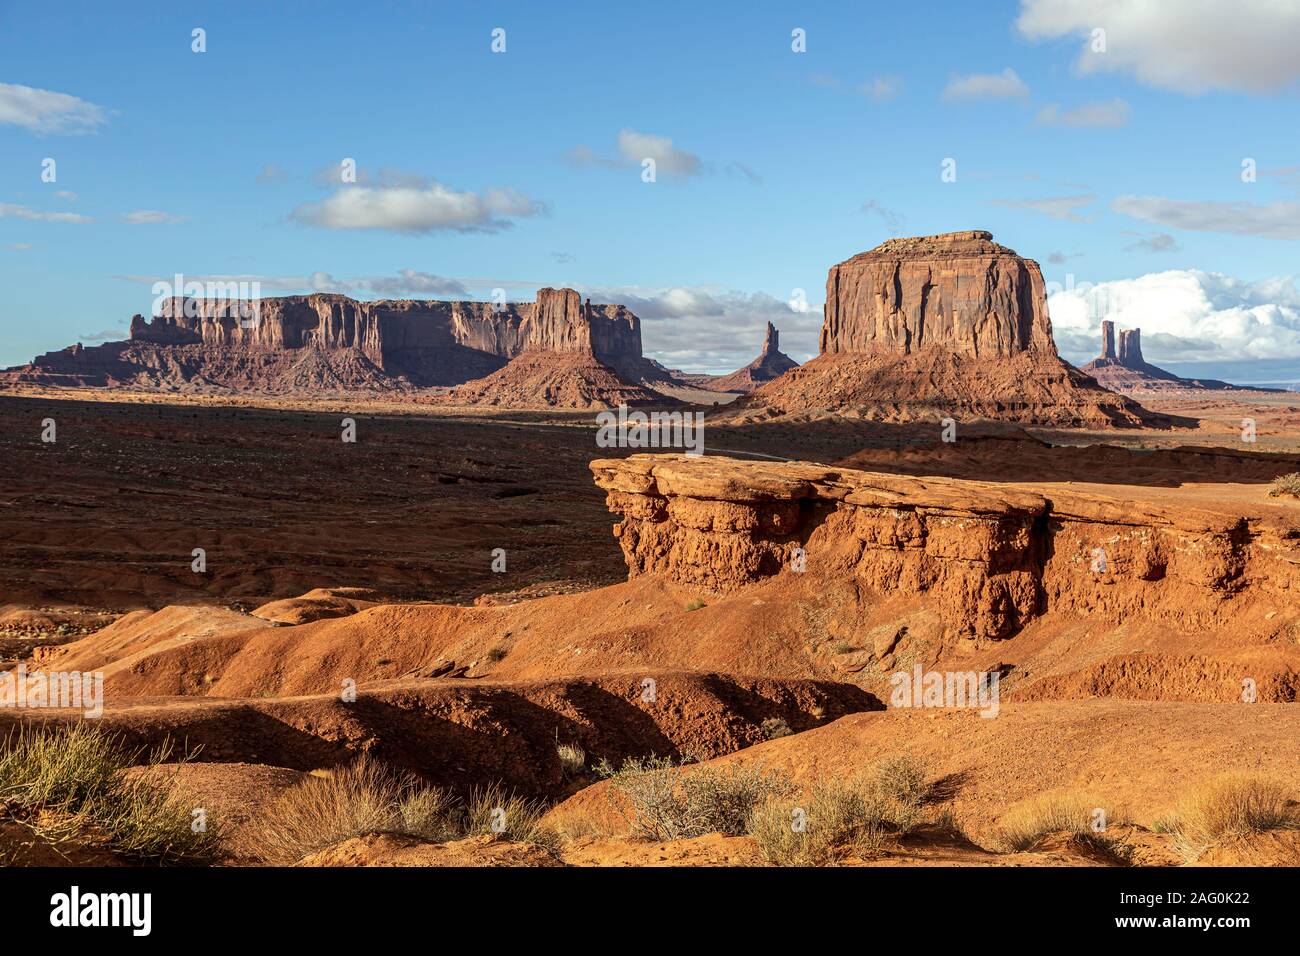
[2,0,1299,379]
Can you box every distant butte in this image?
[0,286,675,407]
[707,322,799,393]
[731,230,1170,427]
[1080,319,1272,394]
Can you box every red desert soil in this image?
[545,699,1300,848]
[3,387,1299,867]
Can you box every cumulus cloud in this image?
[616,129,702,176]
[0,82,107,134]
[1047,270,1300,368]
[121,210,185,225]
[353,269,468,297]
[1017,0,1300,94]
[942,68,1029,100]
[586,285,823,373]
[1035,99,1130,127]
[1112,195,1300,240]
[289,182,548,234]
[859,76,902,101]
[0,203,92,223]
[567,129,744,180]
[1123,231,1180,253]
[991,194,1095,222]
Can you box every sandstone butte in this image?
[707,321,800,393]
[731,230,1163,427]
[1080,319,1267,394]
[0,286,665,404]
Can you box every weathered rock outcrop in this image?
[591,454,1300,643]
[708,322,799,393]
[3,287,649,396]
[734,231,1165,427]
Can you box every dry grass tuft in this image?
[0,723,222,864]
[748,754,933,866]
[1158,773,1297,862]
[256,755,459,863]
[599,756,791,842]
[1268,472,1300,498]
[995,791,1131,860]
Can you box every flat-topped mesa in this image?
[11,286,647,392]
[820,230,1056,358]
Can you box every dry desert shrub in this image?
[256,755,458,863]
[1158,773,1297,862]
[464,781,559,850]
[995,791,1131,859]
[598,755,792,841]
[0,722,222,864]
[556,740,586,779]
[1268,472,1300,498]
[748,754,932,866]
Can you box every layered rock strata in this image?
[591,454,1300,642]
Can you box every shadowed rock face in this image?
[821,230,1056,358]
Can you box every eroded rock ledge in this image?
[591,454,1299,642]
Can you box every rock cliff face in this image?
[4,287,647,394]
[708,322,800,393]
[735,231,1164,427]
[820,231,1055,357]
[591,454,1299,643]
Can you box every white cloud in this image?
[1123,231,1180,253]
[0,82,107,134]
[0,203,92,223]
[121,210,185,225]
[1017,0,1300,94]
[289,182,548,233]
[54,190,77,202]
[586,285,823,373]
[1047,270,1300,365]
[1112,195,1300,240]
[859,76,902,101]
[991,194,1096,221]
[1035,98,1130,127]
[615,129,702,176]
[354,269,468,297]
[942,68,1029,100]
[6,242,32,251]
